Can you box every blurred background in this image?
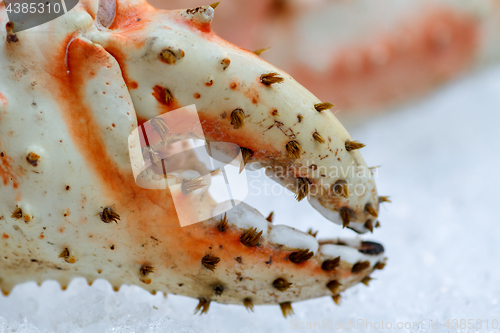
[1,0,500,332]
[152,0,500,125]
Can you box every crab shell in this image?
[0,0,386,314]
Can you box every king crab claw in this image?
[0,0,387,316]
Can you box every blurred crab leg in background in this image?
[155,0,500,120]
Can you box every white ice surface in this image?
[2,66,500,332]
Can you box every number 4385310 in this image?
[6,2,63,14]
[444,319,498,330]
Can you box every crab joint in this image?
[217,213,228,232]
[286,140,302,159]
[313,131,325,144]
[194,298,211,315]
[201,254,220,271]
[321,256,340,271]
[140,264,154,276]
[100,207,120,223]
[243,298,254,312]
[333,180,350,198]
[352,261,371,273]
[280,302,294,318]
[6,22,18,43]
[260,73,284,86]
[273,278,292,292]
[230,109,245,129]
[339,207,352,228]
[181,177,206,194]
[314,102,334,112]
[345,140,366,152]
[295,177,311,202]
[240,228,263,247]
[326,280,342,294]
[288,249,314,264]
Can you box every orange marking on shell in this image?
[105,45,144,90]
[46,36,181,254]
[0,92,7,114]
[108,0,154,30]
[245,84,260,105]
[0,148,20,189]
[2,233,9,239]
[137,116,148,127]
[174,12,213,34]
[156,224,358,285]
[166,225,297,272]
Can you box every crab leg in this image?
[0,0,386,314]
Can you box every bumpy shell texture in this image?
[0,0,386,313]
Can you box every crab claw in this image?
[89,0,381,233]
[161,201,386,310]
[0,0,386,314]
